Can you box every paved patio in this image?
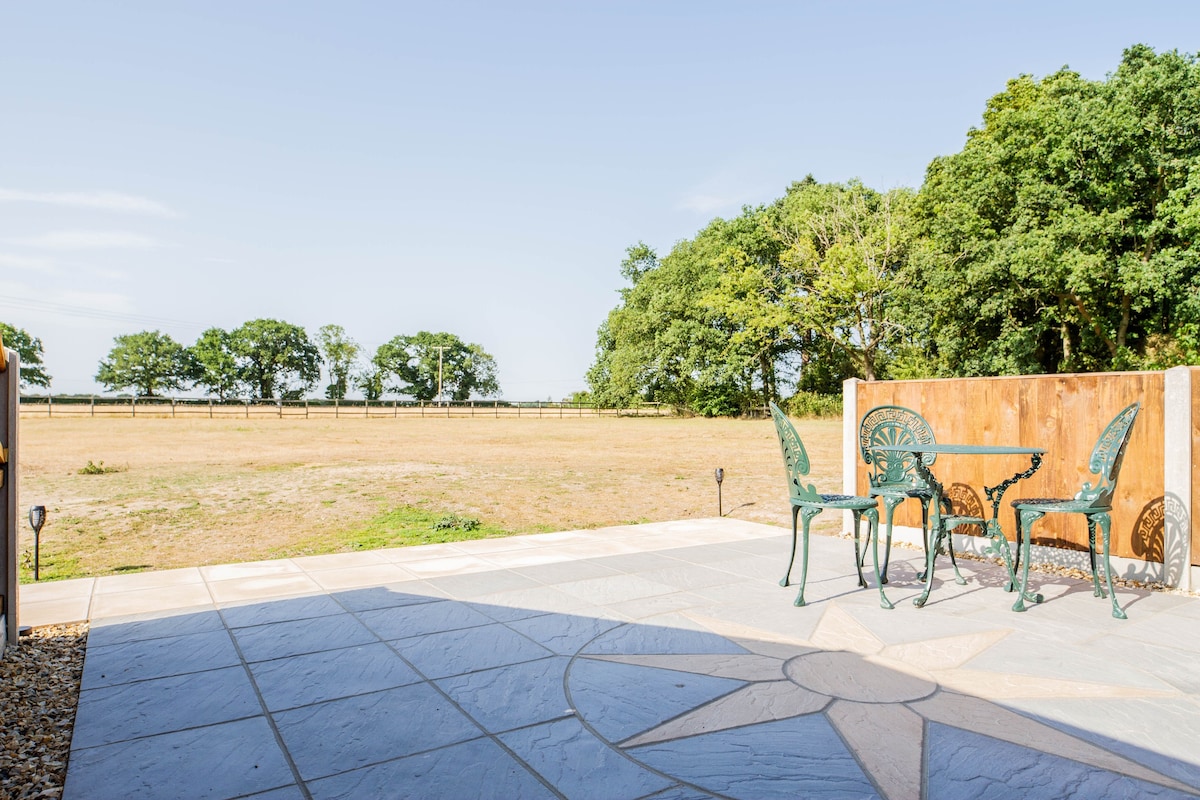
[20,518,1200,800]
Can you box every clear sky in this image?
[2,1,1197,399]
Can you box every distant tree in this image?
[95,330,191,396]
[316,324,360,400]
[355,366,385,402]
[188,327,240,399]
[228,319,320,400]
[373,331,500,402]
[0,321,52,389]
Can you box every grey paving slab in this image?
[329,582,449,612]
[500,717,675,799]
[630,715,878,799]
[390,621,553,679]
[306,738,557,800]
[64,716,294,800]
[435,656,573,733]
[248,642,422,711]
[505,610,624,654]
[925,723,1197,799]
[221,593,344,628]
[87,608,225,648]
[356,598,494,640]
[273,683,481,782]
[72,666,260,749]
[81,628,240,690]
[568,657,745,743]
[232,612,378,662]
[54,520,1200,800]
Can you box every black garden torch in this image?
[714,468,724,517]
[29,505,46,581]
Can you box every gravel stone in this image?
[0,623,88,800]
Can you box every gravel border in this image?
[1,623,88,800]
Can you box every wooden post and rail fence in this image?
[16,396,672,419]
[843,367,1197,591]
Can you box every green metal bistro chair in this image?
[769,402,891,609]
[859,405,966,585]
[1011,402,1140,619]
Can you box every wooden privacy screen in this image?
[853,371,1190,565]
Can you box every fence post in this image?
[209,398,213,419]
[394,400,397,418]
[171,397,176,418]
[1164,366,1193,591]
[0,344,19,648]
[47,392,51,418]
[132,396,136,418]
[245,400,249,418]
[91,395,95,417]
[305,399,309,419]
[335,398,339,419]
[841,378,861,536]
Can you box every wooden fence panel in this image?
[856,372,1167,562]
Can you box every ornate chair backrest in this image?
[1075,402,1140,508]
[769,402,822,503]
[858,405,937,491]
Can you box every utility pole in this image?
[435,346,446,406]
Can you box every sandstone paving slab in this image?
[504,610,623,654]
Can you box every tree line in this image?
[0,319,499,402]
[588,44,1200,415]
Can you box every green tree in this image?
[316,324,361,400]
[372,331,499,402]
[355,366,385,402]
[772,180,915,382]
[590,215,799,416]
[0,321,51,389]
[229,319,320,400]
[189,327,240,399]
[95,330,191,396]
[914,45,1200,375]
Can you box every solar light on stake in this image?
[714,468,724,517]
[29,505,46,581]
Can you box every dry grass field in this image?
[16,416,843,580]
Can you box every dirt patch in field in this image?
[16,416,843,578]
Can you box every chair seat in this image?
[1011,497,1106,514]
[794,493,877,511]
[870,486,934,500]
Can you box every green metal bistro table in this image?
[871,444,1045,610]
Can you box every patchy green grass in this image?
[273,505,515,558]
[77,460,125,475]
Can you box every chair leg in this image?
[1086,517,1103,598]
[865,508,893,610]
[780,505,800,587]
[916,499,930,581]
[945,527,967,586]
[852,511,867,589]
[914,519,940,608]
[794,507,821,607]
[878,496,902,584]
[1094,513,1126,620]
[1013,510,1045,612]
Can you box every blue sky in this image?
[2,1,1197,398]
